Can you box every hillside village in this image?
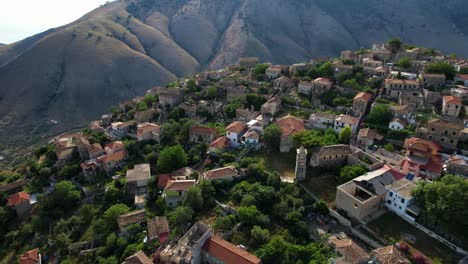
[1,39,468,264]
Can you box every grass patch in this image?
[254,151,296,178]
[304,173,338,206]
[368,212,461,263]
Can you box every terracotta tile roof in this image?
[385,78,420,85]
[147,216,170,242]
[354,92,373,102]
[0,178,29,192]
[202,236,261,264]
[164,180,196,192]
[370,245,410,264]
[336,114,359,125]
[225,121,248,134]
[443,95,462,105]
[404,137,441,152]
[97,149,128,163]
[105,141,125,153]
[276,116,305,137]
[117,209,146,229]
[243,129,260,139]
[20,248,40,264]
[205,166,238,180]
[7,191,30,206]
[191,125,218,135]
[137,122,161,136]
[456,74,468,81]
[313,77,333,85]
[158,174,173,189]
[209,136,231,150]
[123,250,153,264]
[329,236,370,264]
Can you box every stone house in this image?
[334,114,359,134]
[147,216,170,244]
[328,234,370,264]
[298,81,313,95]
[370,245,411,264]
[159,90,183,107]
[266,65,283,79]
[261,96,281,116]
[420,73,446,89]
[89,120,104,133]
[289,63,308,74]
[348,150,385,171]
[335,166,399,222]
[442,95,462,118]
[236,106,259,121]
[384,79,421,99]
[126,164,151,207]
[273,76,292,91]
[340,50,357,62]
[134,108,156,124]
[391,104,416,125]
[367,148,404,169]
[398,91,424,109]
[352,92,372,117]
[309,144,352,168]
[242,129,261,146]
[101,114,112,127]
[8,191,32,217]
[137,122,161,142]
[357,128,382,147]
[117,209,146,231]
[227,85,247,101]
[163,180,197,207]
[363,58,383,68]
[239,57,259,68]
[110,121,135,139]
[308,112,335,130]
[445,155,468,178]
[276,116,305,152]
[203,166,239,182]
[310,78,333,96]
[423,89,442,104]
[189,125,218,144]
[416,118,464,151]
[178,102,198,117]
[123,251,153,264]
[333,62,354,76]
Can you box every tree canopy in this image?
[425,62,456,80]
[157,145,188,173]
[263,124,282,151]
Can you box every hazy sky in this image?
[0,0,112,44]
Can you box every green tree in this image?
[253,64,269,75]
[339,126,352,144]
[47,180,81,213]
[157,145,188,173]
[246,94,267,111]
[317,61,333,78]
[182,186,203,211]
[397,57,411,69]
[238,205,268,227]
[102,204,130,231]
[206,85,218,99]
[263,124,281,151]
[384,143,394,152]
[250,226,270,246]
[314,200,330,215]
[168,206,194,229]
[213,215,236,231]
[224,99,242,119]
[425,62,456,80]
[367,104,393,132]
[339,165,368,183]
[388,38,402,53]
[198,180,215,209]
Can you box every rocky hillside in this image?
[1,0,468,156]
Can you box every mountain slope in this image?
[1,0,468,155]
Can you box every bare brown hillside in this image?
[1,0,468,157]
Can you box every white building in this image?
[388,118,407,131]
[334,114,359,134]
[385,178,419,221]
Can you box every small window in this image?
[401,198,405,203]
[354,203,358,208]
[389,192,393,197]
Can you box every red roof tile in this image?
[191,125,218,135]
[20,248,40,264]
[8,191,30,206]
[276,116,305,137]
[164,180,196,192]
[354,92,373,102]
[225,121,248,134]
[158,174,173,189]
[205,166,238,180]
[202,236,261,264]
[209,136,231,150]
[443,95,462,105]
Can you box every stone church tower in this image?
[295,146,307,182]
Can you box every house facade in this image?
[442,95,462,117]
[276,116,305,152]
[352,92,372,117]
[334,114,359,134]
